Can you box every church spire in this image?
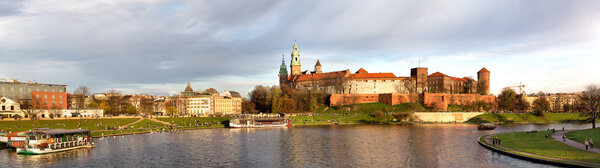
[279,54,288,76]
[290,40,301,75]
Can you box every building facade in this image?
[168,83,242,116]
[0,79,67,100]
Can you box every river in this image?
[0,123,595,168]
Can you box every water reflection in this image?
[0,123,595,168]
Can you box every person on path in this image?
[563,134,566,142]
[591,139,594,148]
[585,139,589,151]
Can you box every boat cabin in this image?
[25,128,92,150]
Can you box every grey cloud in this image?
[0,0,598,95]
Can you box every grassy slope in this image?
[467,113,587,123]
[156,117,230,128]
[494,131,600,163]
[0,118,139,132]
[566,128,600,149]
[292,102,424,125]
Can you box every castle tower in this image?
[279,54,288,86]
[477,67,490,95]
[290,40,302,76]
[315,59,322,74]
[410,67,428,94]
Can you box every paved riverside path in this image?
[148,118,173,126]
[120,117,144,128]
[552,130,600,153]
[483,135,600,167]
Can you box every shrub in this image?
[372,110,384,118]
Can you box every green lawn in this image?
[0,118,139,132]
[156,117,229,127]
[493,131,600,163]
[129,119,170,129]
[566,128,600,149]
[467,113,587,123]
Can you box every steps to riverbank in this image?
[552,130,600,153]
[479,134,600,168]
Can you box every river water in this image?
[0,123,595,168]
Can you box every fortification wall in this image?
[330,94,379,106]
[423,93,496,110]
[413,112,484,122]
[331,93,496,111]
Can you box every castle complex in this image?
[278,41,494,110]
[278,41,490,95]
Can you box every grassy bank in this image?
[566,128,600,149]
[467,113,587,123]
[291,103,424,125]
[0,118,139,132]
[493,131,600,163]
[0,117,231,138]
[156,117,230,127]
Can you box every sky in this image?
[0,0,599,97]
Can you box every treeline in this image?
[243,85,329,113]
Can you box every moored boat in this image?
[16,128,94,155]
[478,123,496,130]
[229,114,292,128]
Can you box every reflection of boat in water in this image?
[477,123,496,130]
[229,114,292,128]
[16,128,94,155]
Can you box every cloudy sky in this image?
[0,0,599,97]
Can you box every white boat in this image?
[16,128,94,155]
[229,114,292,128]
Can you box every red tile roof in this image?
[350,73,397,78]
[289,70,348,82]
[429,72,468,82]
[428,72,449,77]
[478,67,490,73]
[356,68,368,74]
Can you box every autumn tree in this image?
[498,88,516,112]
[532,97,550,117]
[580,84,600,128]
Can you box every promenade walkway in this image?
[121,118,144,128]
[148,118,173,126]
[552,130,600,153]
[481,135,600,167]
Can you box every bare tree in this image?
[19,99,41,120]
[73,86,90,115]
[107,89,122,115]
[580,84,600,128]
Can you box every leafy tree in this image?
[532,97,550,116]
[498,88,516,111]
[580,84,600,128]
[87,102,99,108]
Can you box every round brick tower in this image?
[477,67,490,95]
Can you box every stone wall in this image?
[330,94,379,106]
[331,93,496,111]
[379,93,420,105]
[423,93,496,110]
[413,112,484,122]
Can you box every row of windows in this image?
[35,94,63,100]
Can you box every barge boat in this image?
[16,128,94,155]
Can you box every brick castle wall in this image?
[331,93,496,110]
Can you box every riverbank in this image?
[479,130,600,167]
[0,117,230,138]
[566,128,600,149]
[467,113,588,123]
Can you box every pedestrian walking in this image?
[591,139,594,148]
[563,135,566,142]
[585,139,589,151]
[498,138,501,145]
